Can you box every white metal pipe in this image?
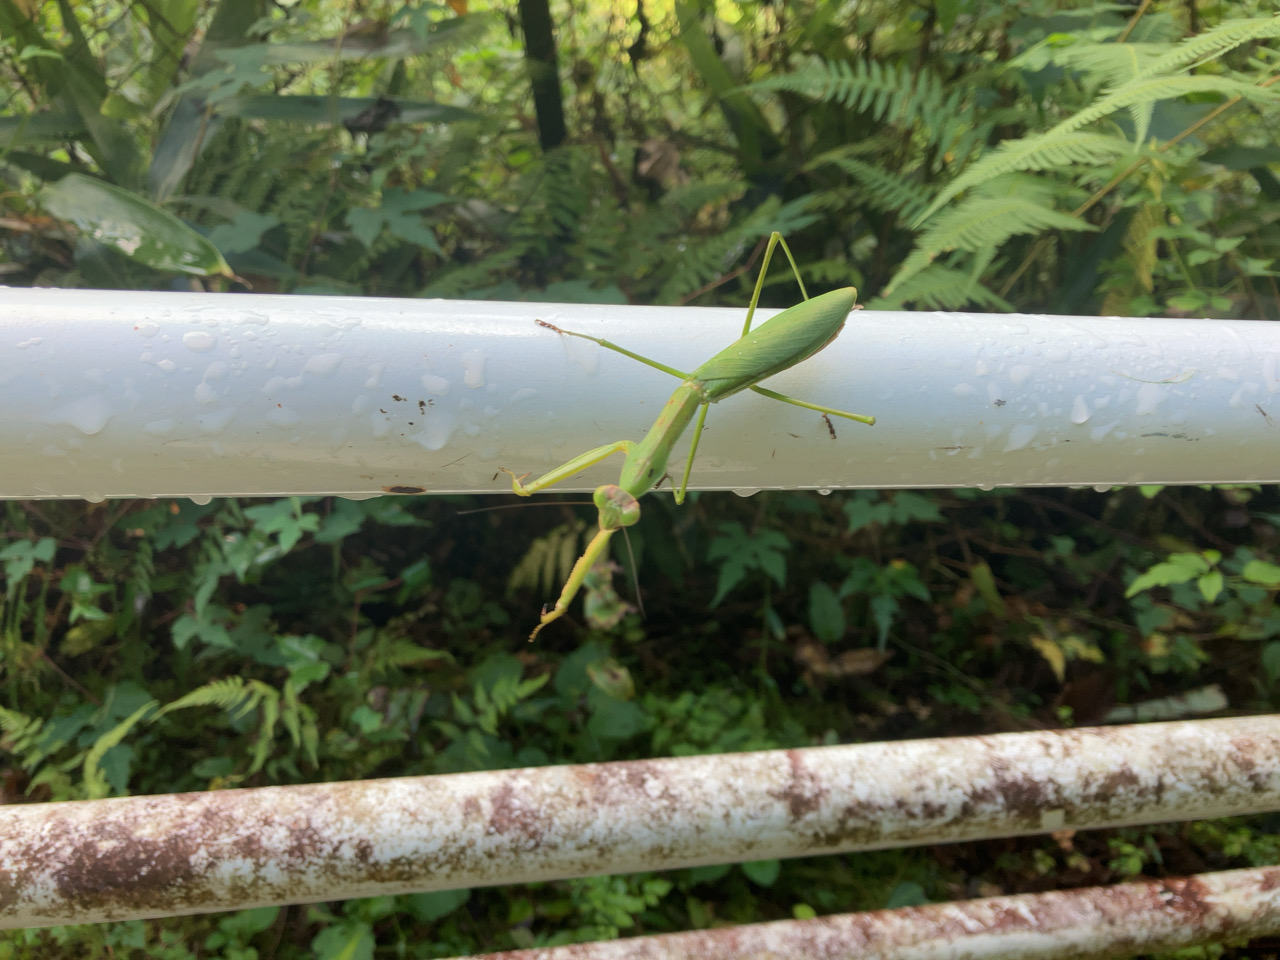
[3,716,1279,928]
[1,288,1278,500]
[451,865,1280,960]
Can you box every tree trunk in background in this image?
[518,0,567,151]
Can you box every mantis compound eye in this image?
[594,484,641,530]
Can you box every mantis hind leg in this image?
[749,385,876,426]
[674,403,711,505]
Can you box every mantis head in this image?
[594,484,641,531]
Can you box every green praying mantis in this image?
[504,233,875,640]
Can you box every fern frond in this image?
[869,263,1014,311]
[83,700,159,799]
[158,676,255,716]
[382,639,453,668]
[281,679,319,768]
[249,688,280,774]
[919,68,1278,225]
[655,236,741,303]
[1139,16,1280,79]
[888,178,1094,296]
[0,707,44,752]
[1050,42,1165,88]
[507,521,588,599]
[744,58,912,117]
[929,131,1136,217]
[743,58,974,157]
[811,152,932,221]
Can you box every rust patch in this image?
[1158,876,1214,922]
[957,753,1052,825]
[487,782,543,846]
[987,755,1052,821]
[769,750,827,821]
[37,796,240,913]
[1096,765,1143,802]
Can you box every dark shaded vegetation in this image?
[2,0,1279,956]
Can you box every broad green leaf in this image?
[808,581,845,643]
[0,103,81,145]
[403,889,471,924]
[208,210,281,254]
[674,2,779,173]
[740,859,781,887]
[39,173,232,277]
[1125,552,1215,598]
[587,689,648,740]
[1242,559,1280,587]
[1197,569,1224,603]
[0,537,56,596]
[587,659,636,700]
[312,920,374,960]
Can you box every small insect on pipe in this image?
[503,232,875,640]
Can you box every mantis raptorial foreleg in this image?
[505,232,875,640]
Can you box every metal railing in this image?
[2,289,1279,956]
[3,717,1280,931]
[3,288,1279,501]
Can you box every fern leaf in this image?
[1049,42,1165,88]
[249,684,280,775]
[743,59,972,156]
[869,264,1015,311]
[507,521,587,598]
[1138,16,1280,79]
[1093,74,1276,157]
[382,639,452,667]
[83,700,158,799]
[888,179,1094,297]
[0,707,44,754]
[282,680,303,750]
[158,676,253,715]
[811,152,932,221]
[919,72,1277,224]
[744,59,923,119]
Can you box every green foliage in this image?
[706,522,789,607]
[6,0,1279,314]
[1124,541,1280,680]
[2,486,1278,955]
[2,0,1280,956]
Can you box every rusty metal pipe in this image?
[2,716,1279,928]
[451,865,1280,960]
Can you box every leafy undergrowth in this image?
[2,485,1278,959]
